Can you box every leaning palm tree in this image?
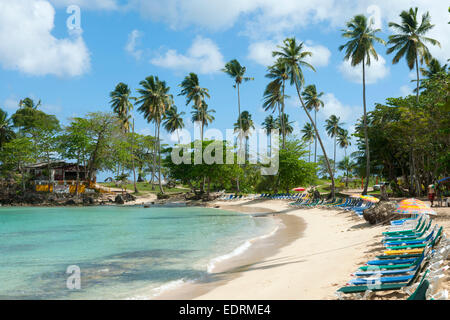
[110,82,138,193]
[233,111,255,162]
[222,59,253,192]
[179,73,210,141]
[302,84,324,163]
[273,37,336,197]
[265,60,289,148]
[387,7,440,103]
[325,115,344,176]
[339,14,385,195]
[136,76,173,194]
[0,108,15,149]
[191,101,215,139]
[163,105,185,144]
[262,115,276,156]
[301,122,315,162]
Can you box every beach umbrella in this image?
[360,195,380,203]
[394,198,437,215]
[293,187,306,192]
[437,177,449,184]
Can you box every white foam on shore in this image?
[127,278,194,299]
[207,223,281,273]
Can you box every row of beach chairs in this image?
[288,196,375,217]
[336,214,449,300]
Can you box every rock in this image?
[83,196,95,206]
[64,199,77,206]
[363,201,398,225]
[123,193,136,202]
[115,194,125,204]
[157,193,170,200]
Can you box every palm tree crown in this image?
[110,82,134,132]
[0,108,15,148]
[163,105,185,134]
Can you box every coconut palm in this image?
[325,115,344,175]
[110,82,138,193]
[275,114,293,136]
[191,101,215,138]
[337,156,356,188]
[302,84,324,163]
[136,76,173,194]
[265,60,289,148]
[19,98,41,109]
[387,8,440,103]
[339,14,385,195]
[421,58,448,78]
[179,73,210,141]
[262,115,276,156]
[301,122,315,162]
[272,37,336,197]
[163,105,185,144]
[0,108,15,149]
[233,111,255,162]
[337,128,351,159]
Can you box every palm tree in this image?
[0,108,15,149]
[275,114,293,136]
[179,73,210,141]
[302,84,324,163]
[337,128,351,159]
[233,111,255,162]
[301,122,315,162]
[191,101,215,139]
[273,37,336,197]
[337,156,356,188]
[19,98,41,109]
[265,60,289,148]
[420,58,448,78]
[136,76,173,194]
[325,115,344,176]
[163,105,185,144]
[110,82,138,193]
[387,8,440,103]
[339,14,385,195]
[262,115,276,156]
[222,59,253,192]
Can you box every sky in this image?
[0,0,449,179]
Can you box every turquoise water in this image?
[0,206,276,299]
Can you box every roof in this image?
[24,161,80,169]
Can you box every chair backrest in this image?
[407,279,430,300]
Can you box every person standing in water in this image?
[428,184,436,207]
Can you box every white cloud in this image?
[49,0,118,10]
[400,85,413,96]
[0,0,90,77]
[3,97,19,111]
[150,36,224,74]
[304,42,331,68]
[321,93,360,122]
[338,55,390,84]
[125,29,143,60]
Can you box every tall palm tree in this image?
[234,111,255,162]
[163,105,185,144]
[273,37,336,197]
[301,122,315,162]
[302,84,324,163]
[19,98,41,109]
[136,76,173,194]
[387,8,440,103]
[337,128,351,159]
[337,156,356,188]
[325,115,344,176]
[110,82,138,193]
[339,14,385,195]
[262,115,276,156]
[179,73,210,141]
[191,101,215,139]
[222,59,253,192]
[0,108,15,149]
[275,114,293,136]
[265,60,289,148]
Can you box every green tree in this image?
[0,109,15,149]
[273,37,336,197]
[234,111,255,162]
[325,114,344,175]
[163,105,185,144]
[337,128,351,159]
[275,114,293,136]
[301,122,315,162]
[302,84,324,162]
[262,115,276,156]
[337,156,356,187]
[191,101,215,141]
[339,14,385,195]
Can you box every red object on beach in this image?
[293,187,306,192]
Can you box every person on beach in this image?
[428,184,436,207]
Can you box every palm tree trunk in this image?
[132,119,138,194]
[362,57,370,195]
[294,81,335,198]
[151,124,157,191]
[157,120,164,194]
[281,80,286,149]
[314,109,318,163]
[333,135,337,175]
[309,142,311,162]
[236,82,242,193]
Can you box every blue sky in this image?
[0,0,449,178]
